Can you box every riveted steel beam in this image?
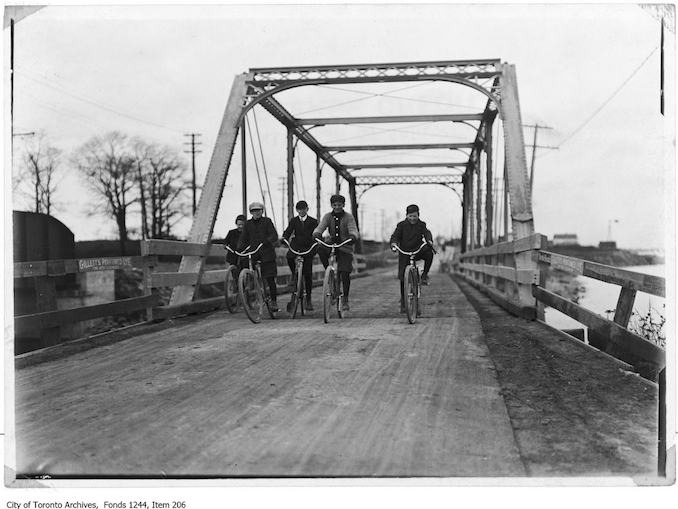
[296,114,483,126]
[346,162,467,170]
[325,143,474,152]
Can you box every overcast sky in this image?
[7,2,675,249]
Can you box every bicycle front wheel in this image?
[292,265,304,318]
[404,265,418,324]
[323,267,335,323]
[238,268,263,324]
[224,265,239,313]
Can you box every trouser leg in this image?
[267,277,277,301]
[422,249,433,276]
[400,278,405,304]
[340,271,350,299]
[303,257,313,296]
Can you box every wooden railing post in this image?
[140,241,154,322]
[613,287,637,328]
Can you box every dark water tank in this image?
[13,210,75,262]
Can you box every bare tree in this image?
[138,143,191,239]
[13,133,61,216]
[73,132,137,254]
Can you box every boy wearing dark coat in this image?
[390,204,434,313]
[224,214,246,267]
[282,200,319,311]
[237,201,280,312]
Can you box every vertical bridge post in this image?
[170,73,250,306]
[500,63,535,309]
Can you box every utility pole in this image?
[183,133,202,216]
[523,123,557,194]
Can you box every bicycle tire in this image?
[404,265,418,324]
[323,267,334,323]
[292,264,303,319]
[336,275,344,319]
[238,268,262,324]
[224,265,239,313]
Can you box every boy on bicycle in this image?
[237,201,280,312]
[224,214,246,268]
[390,204,434,313]
[282,200,319,311]
[313,194,359,311]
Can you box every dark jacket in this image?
[390,219,433,251]
[224,228,242,265]
[283,215,319,257]
[237,216,279,263]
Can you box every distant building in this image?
[552,233,579,246]
[598,241,617,250]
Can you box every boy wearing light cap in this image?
[237,201,280,312]
[313,194,359,311]
[282,200,319,311]
[390,204,434,313]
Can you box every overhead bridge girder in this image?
[356,174,463,199]
[170,59,533,307]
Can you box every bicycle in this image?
[223,261,240,313]
[228,243,277,324]
[392,241,430,324]
[281,239,316,318]
[315,238,353,323]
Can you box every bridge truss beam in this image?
[171,59,534,307]
[295,114,484,126]
[325,142,474,152]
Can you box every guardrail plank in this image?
[14,295,161,332]
[141,239,225,257]
[532,285,665,368]
[538,251,665,297]
[459,262,536,284]
[460,233,546,259]
[14,256,153,278]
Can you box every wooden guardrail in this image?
[534,250,665,374]
[13,256,161,346]
[13,239,369,350]
[454,234,666,378]
[456,233,547,319]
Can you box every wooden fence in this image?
[14,240,367,350]
[455,233,666,378]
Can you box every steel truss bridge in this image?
[171,59,533,306]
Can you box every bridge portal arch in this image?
[170,60,534,306]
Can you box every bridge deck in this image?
[14,266,657,479]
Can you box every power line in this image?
[245,116,267,213]
[558,46,659,147]
[251,108,278,228]
[298,82,428,115]
[17,68,189,134]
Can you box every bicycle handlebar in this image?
[392,241,429,257]
[281,238,317,256]
[315,238,354,249]
[225,243,264,257]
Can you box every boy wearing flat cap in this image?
[390,204,434,313]
[313,194,359,311]
[237,201,280,312]
[282,200,319,311]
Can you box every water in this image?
[544,265,666,337]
